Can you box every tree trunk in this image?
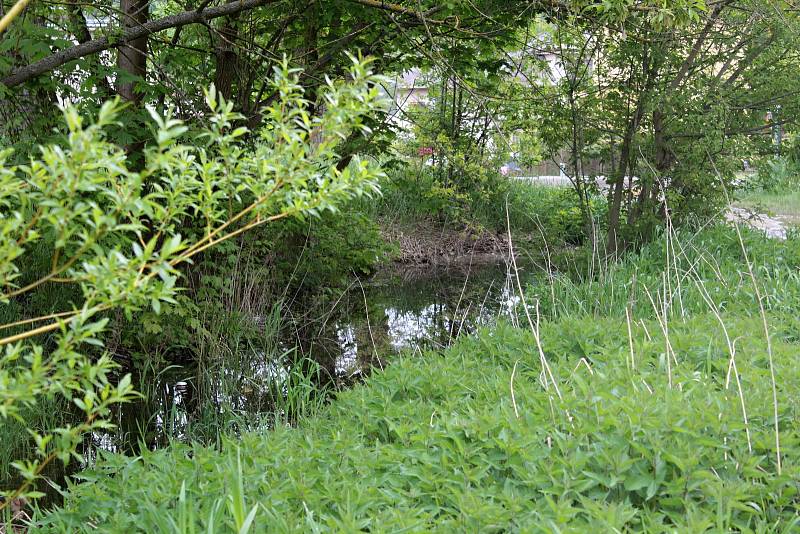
[606,43,660,255]
[214,0,240,102]
[606,136,631,256]
[117,0,149,102]
[653,110,672,173]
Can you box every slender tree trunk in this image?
[652,110,672,173]
[568,90,592,238]
[606,134,632,256]
[302,2,320,110]
[117,0,149,102]
[606,43,659,255]
[215,0,241,103]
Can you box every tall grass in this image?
[528,225,800,321]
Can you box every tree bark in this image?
[0,0,281,89]
[605,46,656,256]
[214,0,240,102]
[117,0,149,102]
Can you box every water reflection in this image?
[6,259,546,507]
[317,261,524,379]
[127,260,529,442]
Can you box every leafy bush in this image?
[0,56,386,505]
[376,167,605,247]
[376,168,468,222]
[747,156,800,192]
[274,204,394,290]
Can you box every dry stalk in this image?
[574,357,594,375]
[664,229,754,456]
[354,273,382,370]
[505,201,564,403]
[530,216,557,314]
[625,304,636,370]
[709,150,781,474]
[643,284,674,388]
[639,319,652,341]
[694,278,753,454]
[732,219,780,473]
[449,249,475,347]
[510,359,520,419]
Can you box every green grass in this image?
[530,224,800,320]
[371,169,601,239]
[30,226,800,532]
[33,318,800,532]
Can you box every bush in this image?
[747,156,800,192]
[0,56,386,505]
[376,166,606,247]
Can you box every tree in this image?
[524,1,800,253]
[0,0,712,147]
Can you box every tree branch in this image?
[1,0,281,88]
[668,0,731,92]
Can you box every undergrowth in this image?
[33,317,800,532]
[372,170,602,242]
[27,225,800,532]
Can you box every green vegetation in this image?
[736,157,800,228]
[374,171,604,240]
[0,58,386,505]
[33,227,800,531]
[4,0,800,529]
[737,190,800,228]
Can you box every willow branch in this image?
[0,0,33,35]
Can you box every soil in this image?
[380,219,512,266]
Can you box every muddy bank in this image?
[381,220,512,266]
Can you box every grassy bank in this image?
[27,226,800,532]
[371,175,604,265]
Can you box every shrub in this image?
[0,56,386,505]
[747,156,800,192]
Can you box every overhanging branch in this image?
[1,0,281,88]
[1,0,445,89]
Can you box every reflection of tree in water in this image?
[294,262,519,380]
[69,261,524,472]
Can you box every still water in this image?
[7,260,538,501]
[105,259,533,448]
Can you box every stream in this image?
[99,259,533,453]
